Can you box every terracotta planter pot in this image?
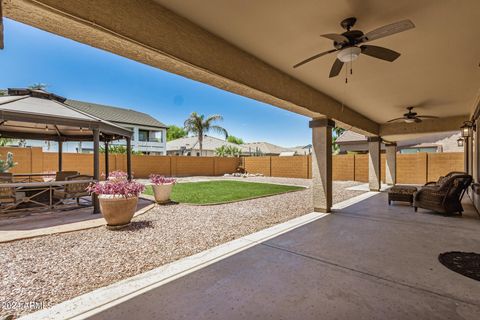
[98,195,138,227]
[152,183,174,204]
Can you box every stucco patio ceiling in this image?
[2,0,479,140]
[155,0,479,125]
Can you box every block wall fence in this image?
[0,147,464,184]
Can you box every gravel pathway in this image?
[0,178,365,318]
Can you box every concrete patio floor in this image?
[89,193,480,320]
[0,198,154,242]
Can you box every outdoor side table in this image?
[388,186,418,206]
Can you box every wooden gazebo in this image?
[0,88,133,212]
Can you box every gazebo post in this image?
[104,139,110,179]
[93,128,100,214]
[58,139,63,172]
[126,137,132,181]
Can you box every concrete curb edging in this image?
[20,192,376,320]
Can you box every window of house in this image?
[138,129,149,142]
[153,131,163,143]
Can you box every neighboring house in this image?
[242,142,311,156]
[167,137,311,157]
[336,130,462,154]
[11,99,168,155]
[167,135,246,156]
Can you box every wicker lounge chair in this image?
[0,173,15,208]
[53,174,93,207]
[55,171,79,182]
[414,173,472,214]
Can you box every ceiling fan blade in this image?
[293,49,337,68]
[362,19,415,42]
[321,33,349,43]
[416,115,438,119]
[386,117,406,123]
[361,45,401,62]
[329,58,344,78]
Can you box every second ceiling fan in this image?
[293,17,415,78]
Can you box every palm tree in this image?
[332,126,345,154]
[184,112,228,156]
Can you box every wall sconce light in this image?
[457,137,464,147]
[461,121,473,138]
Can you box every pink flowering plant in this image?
[149,174,177,185]
[88,171,145,198]
[107,170,129,182]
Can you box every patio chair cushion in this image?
[388,186,418,205]
[388,186,418,195]
[424,171,467,188]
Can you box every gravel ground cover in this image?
[0,177,365,318]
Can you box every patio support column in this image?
[104,140,109,179]
[468,134,474,175]
[93,128,100,214]
[58,140,63,172]
[385,143,397,185]
[476,119,480,181]
[126,137,132,181]
[464,137,470,174]
[310,118,334,213]
[368,137,381,191]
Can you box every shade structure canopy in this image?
[0,88,134,214]
[0,88,132,141]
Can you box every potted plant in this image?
[88,171,145,228]
[0,152,16,173]
[149,174,176,204]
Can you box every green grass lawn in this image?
[143,180,305,205]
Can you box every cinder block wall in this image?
[0,147,241,179]
[0,147,464,183]
[396,153,428,184]
[332,154,355,180]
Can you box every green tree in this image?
[0,138,13,147]
[167,125,188,141]
[227,135,244,145]
[100,144,143,155]
[184,112,228,156]
[28,83,48,90]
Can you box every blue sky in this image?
[0,19,311,147]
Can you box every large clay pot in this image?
[98,195,138,227]
[152,183,174,204]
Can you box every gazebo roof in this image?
[0,88,132,141]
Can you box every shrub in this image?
[0,152,16,173]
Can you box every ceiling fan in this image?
[293,17,415,78]
[387,107,438,124]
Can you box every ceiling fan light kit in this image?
[337,47,361,63]
[293,17,415,78]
